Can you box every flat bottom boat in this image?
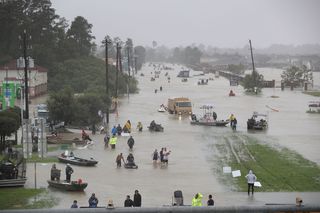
[47,180,88,191]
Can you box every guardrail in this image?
[1,205,320,213]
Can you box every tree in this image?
[228,64,246,75]
[134,46,146,70]
[47,87,75,125]
[66,16,95,57]
[242,71,264,93]
[0,110,20,151]
[281,66,303,87]
[73,93,104,128]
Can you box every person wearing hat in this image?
[65,164,74,183]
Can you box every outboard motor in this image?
[173,190,183,206]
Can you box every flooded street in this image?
[25,64,320,208]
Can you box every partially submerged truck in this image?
[167,97,192,115]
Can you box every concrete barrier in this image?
[1,205,320,213]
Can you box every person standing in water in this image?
[245,170,257,195]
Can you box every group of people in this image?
[116,153,136,168]
[191,193,215,206]
[70,190,142,208]
[111,120,132,135]
[50,163,74,183]
[152,148,171,165]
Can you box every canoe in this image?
[190,120,229,126]
[58,156,98,166]
[47,180,87,191]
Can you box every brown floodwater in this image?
[25,64,320,208]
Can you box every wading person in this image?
[245,170,257,195]
[109,134,117,149]
[207,194,214,206]
[127,136,135,150]
[133,190,142,207]
[71,200,78,208]
[124,195,134,207]
[88,193,99,208]
[152,149,159,162]
[192,193,203,206]
[116,153,125,168]
[65,164,73,183]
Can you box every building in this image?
[0,59,48,98]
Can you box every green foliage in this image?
[47,87,75,125]
[0,110,20,151]
[134,46,146,70]
[241,70,264,93]
[66,16,95,58]
[303,91,320,97]
[281,66,304,87]
[171,46,202,65]
[227,64,246,75]
[214,135,320,192]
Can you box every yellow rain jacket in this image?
[109,136,117,145]
[191,193,203,206]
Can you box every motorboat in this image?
[247,112,268,130]
[197,78,208,85]
[308,101,320,113]
[158,105,166,112]
[58,152,98,166]
[181,78,188,82]
[47,180,87,191]
[190,104,229,127]
[229,90,236,96]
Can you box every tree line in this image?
[0,0,145,128]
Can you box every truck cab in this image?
[167,97,192,115]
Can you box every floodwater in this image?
[25,64,320,208]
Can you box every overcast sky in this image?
[51,0,320,48]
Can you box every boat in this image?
[148,123,164,132]
[181,78,188,82]
[229,90,235,96]
[58,152,98,166]
[197,78,208,85]
[247,112,268,130]
[307,101,320,113]
[124,163,138,169]
[190,104,229,127]
[151,77,155,81]
[177,70,190,78]
[158,106,166,112]
[47,180,88,191]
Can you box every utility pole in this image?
[115,43,120,100]
[23,30,29,119]
[249,39,257,91]
[103,37,110,124]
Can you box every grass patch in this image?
[0,188,57,209]
[47,145,60,152]
[26,154,58,163]
[303,91,320,97]
[213,134,320,192]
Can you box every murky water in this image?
[25,64,320,208]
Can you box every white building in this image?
[0,59,47,97]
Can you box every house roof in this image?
[0,60,48,72]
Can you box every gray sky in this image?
[51,0,320,48]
